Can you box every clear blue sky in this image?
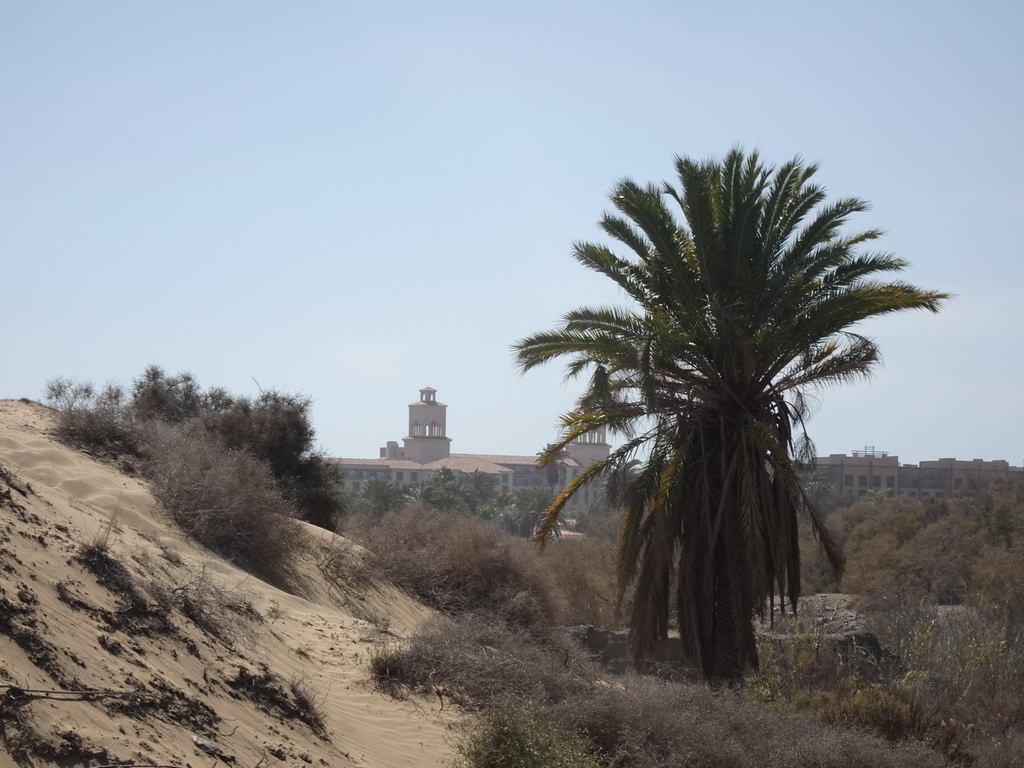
[3,1,1022,465]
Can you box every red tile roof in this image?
[332,451,581,474]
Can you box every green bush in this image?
[455,703,602,768]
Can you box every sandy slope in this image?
[0,399,458,768]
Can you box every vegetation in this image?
[46,366,344,530]
[45,378,139,456]
[454,702,603,768]
[45,366,343,586]
[356,477,413,518]
[752,480,1024,764]
[144,421,303,583]
[514,148,948,681]
[37,362,1024,764]
[344,506,561,632]
[364,476,1024,766]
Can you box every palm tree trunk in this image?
[710,541,745,684]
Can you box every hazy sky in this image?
[4,1,1022,466]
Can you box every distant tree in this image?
[499,489,554,539]
[539,444,570,493]
[478,491,517,522]
[421,467,469,513]
[130,365,206,423]
[458,471,499,515]
[798,467,845,517]
[203,389,343,529]
[359,478,412,518]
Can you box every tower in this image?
[401,387,452,464]
[565,426,611,467]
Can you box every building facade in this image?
[335,387,612,508]
[816,447,1024,500]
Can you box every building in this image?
[816,447,1024,500]
[334,387,612,508]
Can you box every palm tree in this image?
[539,444,570,493]
[358,477,411,518]
[420,467,468,513]
[513,149,947,682]
[458,471,499,516]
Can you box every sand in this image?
[0,399,459,768]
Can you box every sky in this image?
[3,1,1022,466]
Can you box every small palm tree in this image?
[420,467,468,513]
[514,149,947,682]
[358,477,411,518]
[539,444,570,493]
[499,489,555,538]
[458,471,499,515]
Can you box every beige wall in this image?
[817,452,1024,500]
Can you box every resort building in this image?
[334,387,612,508]
[816,447,1024,500]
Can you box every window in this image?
[872,476,881,488]
[886,476,895,488]
[396,471,404,482]
[954,478,963,490]
[858,475,867,487]
[411,472,418,482]
[844,474,853,487]
[858,490,867,497]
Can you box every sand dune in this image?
[0,399,457,768]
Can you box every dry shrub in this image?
[542,533,621,628]
[754,597,1024,764]
[377,614,945,767]
[143,422,302,584]
[371,614,598,708]
[347,506,561,632]
[315,536,367,591]
[550,676,944,768]
[44,377,138,456]
[972,546,1024,639]
[47,368,345,529]
[228,664,328,738]
[149,564,263,646]
[888,606,1024,752]
[201,388,344,529]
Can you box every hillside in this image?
[0,399,458,768]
